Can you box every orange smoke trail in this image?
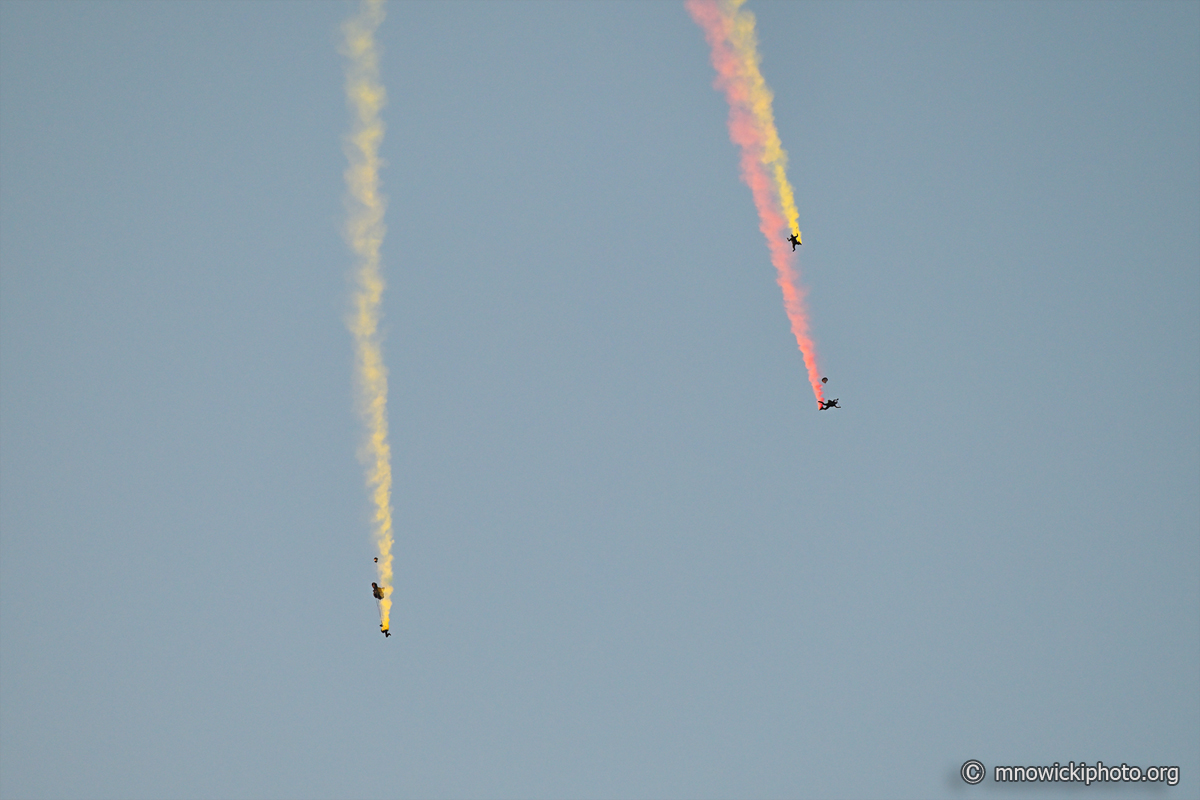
[687,0,825,406]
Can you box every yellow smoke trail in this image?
[725,0,801,241]
[341,0,393,633]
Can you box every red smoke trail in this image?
[688,0,825,406]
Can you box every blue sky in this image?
[1,2,1196,798]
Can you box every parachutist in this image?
[381,626,391,637]
[819,398,840,410]
[821,377,828,384]
[374,557,378,563]
[372,582,385,600]
[787,233,801,250]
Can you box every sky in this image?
[1,2,1197,798]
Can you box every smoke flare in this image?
[687,0,825,405]
[341,0,394,632]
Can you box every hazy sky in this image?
[1,2,1197,798]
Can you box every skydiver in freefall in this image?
[373,581,391,636]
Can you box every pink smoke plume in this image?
[688,0,825,405]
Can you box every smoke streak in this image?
[341,0,393,632]
[687,0,825,405]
